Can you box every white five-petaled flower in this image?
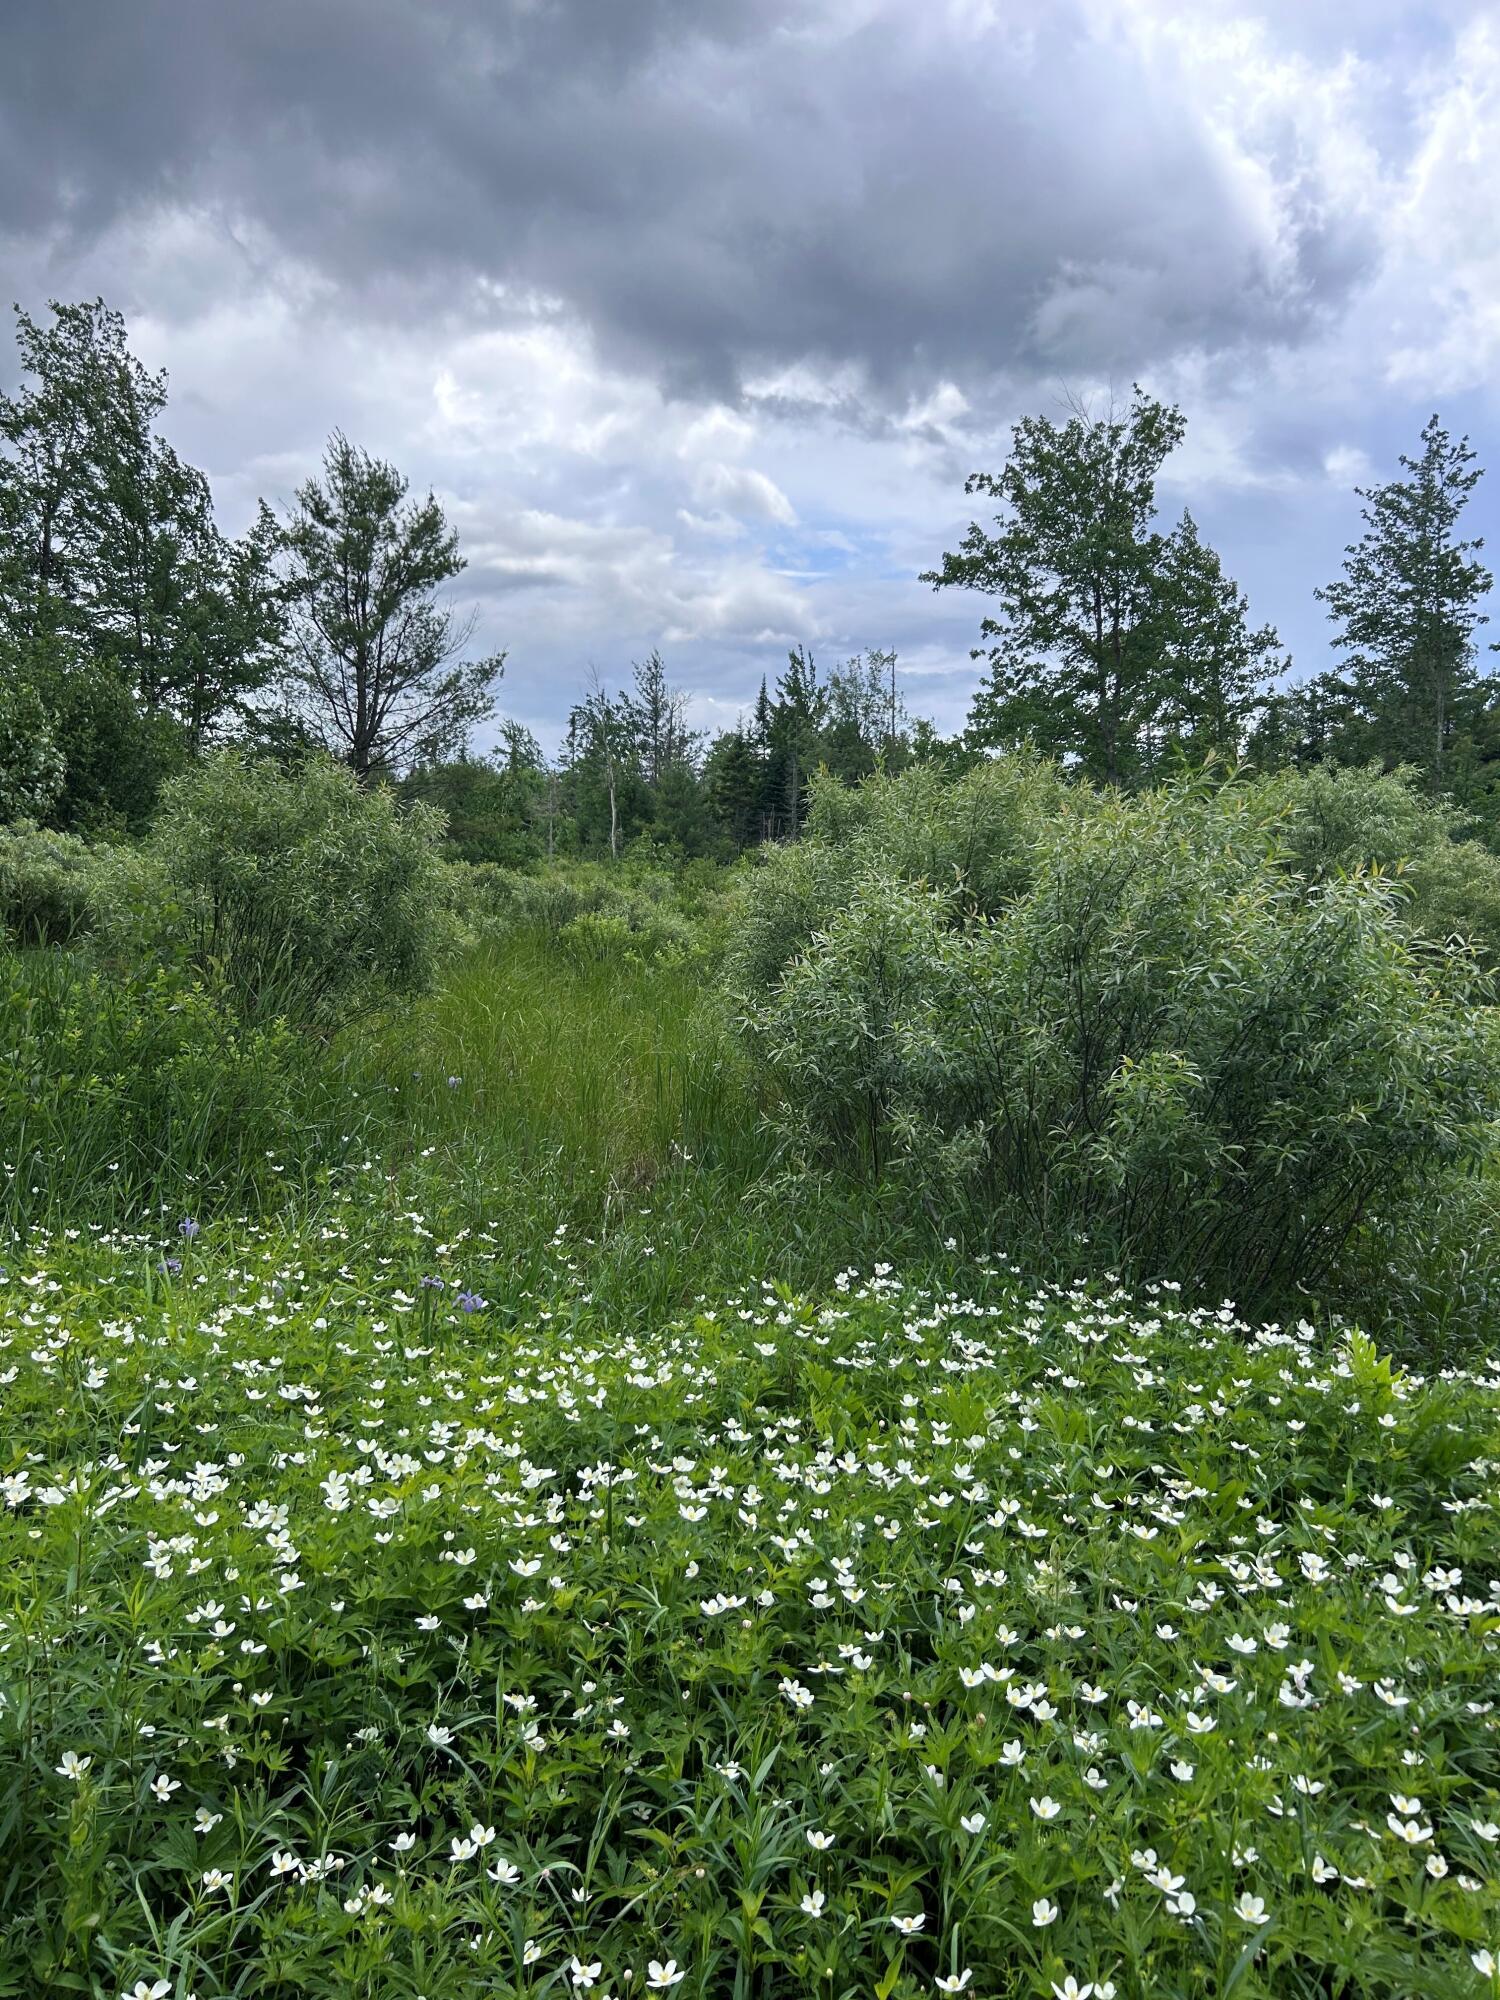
[935,1973,973,1993]
[569,1957,602,1989]
[56,1750,91,1781]
[891,1912,925,1935]
[1233,1893,1268,1925]
[1032,1897,1059,1928]
[647,1961,686,1990]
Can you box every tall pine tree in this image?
[1317,415,1494,792]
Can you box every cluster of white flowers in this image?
[1,1230,1497,1994]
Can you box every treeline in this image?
[399,644,945,863]
[2,301,1497,860]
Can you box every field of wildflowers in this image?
[2,1205,1498,1997]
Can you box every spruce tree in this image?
[1318,415,1494,791]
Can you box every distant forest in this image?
[3,299,1496,862]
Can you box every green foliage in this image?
[0,299,283,776]
[279,431,504,778]
[1259,761,1500,964]
[558,906,686,967]
[730,762,1500,1310]
[448,855,709,956]
[143,754,452,1030]
[724,754,1072,995]
[1318,414,1495,791]
[401,749,547,865]
[1,1240,1497,1997]
[925,388,1280,782]
[43,655,188,833]
[0,822,97,944]
[0,945,361,1229]
[0,670,63,821]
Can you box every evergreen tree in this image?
[1246,671,1352,774]
[1318,415,1495,791]
[624,649,700,787]
[565,671,651,856]
[400,743,545,865]
[651,757,718,856]
[704,728,762,849]
[824,649,908,782]
[767,645,826,837]
[1150,511,1284,768]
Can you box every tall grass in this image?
[369,930,759,1189]
[0,945,389,1236]
[0,921,961,1327]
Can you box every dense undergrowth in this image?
[3,1222,1499,1998]
[5,752,1500,1995]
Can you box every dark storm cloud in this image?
[1,0,1380,399]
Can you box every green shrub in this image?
[0,822,98,944]
[560,908,692,968]
[731,765,1500,1312]
[143,754,451,1030]
[0,673,64,822]
[0,944,370,1228]
[725,754,1072,995]
[448,856,703,962]
[1259,760,1500,965]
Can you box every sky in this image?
[3,0,1499,754]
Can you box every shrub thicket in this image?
[1258,760,1500,966]
[0,822,99,944]
[447,856,702,962]
[729,763,1500,1312]
[139,754,452,1030]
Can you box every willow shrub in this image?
[732,768,1500,1313]
[137,754,452,1032]
[1256,759,1500,967]
[0,821,99,944]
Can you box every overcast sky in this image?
[4,0,1499,751]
